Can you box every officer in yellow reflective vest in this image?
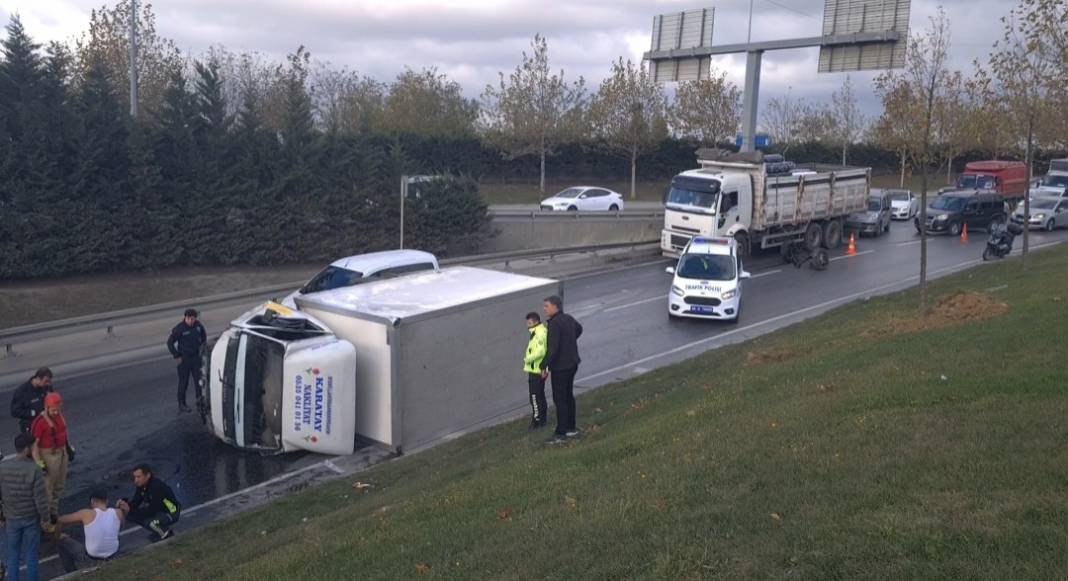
[523,312,549,430]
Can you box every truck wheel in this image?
[822,219,842,249]
[734,232,750,257]
[804,223,823,251]
[780,242,794,263]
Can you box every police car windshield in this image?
[677,254,736,281]
[302,266,364,294]
[666,187,718,210]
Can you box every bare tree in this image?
[670,68,741,145]
[761,94,803,145]
[990,0,1058,258]
[876,8,953,310]
[480,35,587,193]
[380,67,479,138]
[830,76,866,165]
[312,65,385,136]
[871,81,918,188]
[934,70,970,184]
[589,58,668,199]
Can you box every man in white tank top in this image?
[55,488,124,572]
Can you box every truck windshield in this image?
[958,175,996,190]
[666,187,718,212]
[677,254,736,281]
[219,333,284,449]
[1041,175,1068,188]
[931,196,967,211]
[301,266,364,294]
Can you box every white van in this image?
[666,237,750,321]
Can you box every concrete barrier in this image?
[487,212,663,253]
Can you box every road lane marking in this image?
[896,240,922,247]
[576,255,1002,386]
[750,269,782,278]
[830,249,874,261]
[603,295,666,313]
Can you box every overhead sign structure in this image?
[644,1,910,152]
[819,0,910,72]
[649,8,715,82]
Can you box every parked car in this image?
[281,249,439,307]
[887,189,919,220]
[846,193,892,236]
[916,191,1006,236]
[540,187,625,212]
[1012,197,1068,231]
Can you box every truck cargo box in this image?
[297,266,561,453]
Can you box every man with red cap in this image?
[31,392,73,527]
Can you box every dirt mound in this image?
[746,349,803,366]
[862,291,1009,337]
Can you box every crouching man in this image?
[116,464,181,542]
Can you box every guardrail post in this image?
[105,325,116,340]
[3,343,14,359]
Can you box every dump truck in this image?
[203,267,560,455]
[661,149,871,257]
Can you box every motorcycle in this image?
[781,241,829,270]
[982,220,1023,261]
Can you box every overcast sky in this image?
[1,0,1009,116]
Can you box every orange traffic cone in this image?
[847,232,857,255]
[960,222,968,244]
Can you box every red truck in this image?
[944,160,1028,201]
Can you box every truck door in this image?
[719,190,739,234]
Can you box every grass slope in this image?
[97,247,1068,580]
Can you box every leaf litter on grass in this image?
[861,291,1009,338]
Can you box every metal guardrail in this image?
[490,209,664,220]
[0,241,659,356]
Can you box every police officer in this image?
[10,367,54,433]
[166,308,207,414]
[117,463,181,542]
[523,312,548,430]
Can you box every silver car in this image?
[846,193,893,236]
[1012,197,1068,232]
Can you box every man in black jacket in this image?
[117,463,181,542]
[167,308,207,414]
[540,295,583,444]
[10,367,54,433]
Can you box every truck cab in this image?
[662,170,752,255]
[665,237,751,322]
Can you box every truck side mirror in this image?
[665,266,675,275]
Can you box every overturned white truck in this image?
[661,149,871,257]
[204,267,561,455]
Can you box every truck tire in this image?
[734,232,750,257]
[822,219,842,249]
[780,241,794,263]
[804,222,823,251]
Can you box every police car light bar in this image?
[692,237,731,245]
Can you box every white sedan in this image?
[888,189,919,220]
[540,187,625,212]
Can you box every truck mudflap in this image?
[206,302,358,455]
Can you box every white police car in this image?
[666,237,751,321]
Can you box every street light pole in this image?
[747,0,754,43]
[129,0,139,119]
[399,175,407,250]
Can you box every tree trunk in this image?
[630,149,638,199]
[946,153,953,185]
[920,167,929,312]
[539,149,546,194]
[1023,117,1033,259]
[899,150,907,188]
[842,144,847,166]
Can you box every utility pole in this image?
[129,0,139,119]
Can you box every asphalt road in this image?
[8,221,1068,578]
